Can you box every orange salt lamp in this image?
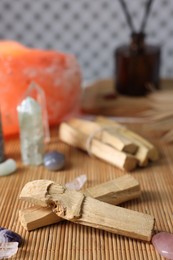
[0,41,81,136]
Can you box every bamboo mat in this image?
[1,126,173,260]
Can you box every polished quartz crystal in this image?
[65,175,87,191]
[152,232,173,259]
[24,82,50,143]
[0,228,22,246]
[44,151,65,171]
[0,242,19,259]
[17,97,44,165]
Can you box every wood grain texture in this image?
[1,122,173,259]
[85,174,141,204]
[19,207,61,231]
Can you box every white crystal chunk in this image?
[24,82,50,143]
[65,175,87,191]
[0,242,18,259]
[17,97,44,165]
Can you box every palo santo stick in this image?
[20,180,154,241]
[68,118,148,166]
[19,207,61,231]
[95,117,148,165]
[59,123,137,171]
[69,118,148,166]
[96,116,159,164]
[69,118,138,154]
[84,174,140,205]
[19,174,141,231]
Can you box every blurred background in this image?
[0,0,172,81]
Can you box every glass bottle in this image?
[115,32,161,96]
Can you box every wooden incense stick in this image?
[59,122,137,171]
[19,174,141,231]
[96,117,159,164]
[20,180,154,241]
[84,174,140,204]
[19,207,62,231]
[69,118,138,154]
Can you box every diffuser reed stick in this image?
[118,0,154,33]
[140,0,154,32]
[118,0,135,32]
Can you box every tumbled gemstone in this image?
[152,232,173,259]
[44,151,65,171]
[0,159,17,176]
[0,228,22,246]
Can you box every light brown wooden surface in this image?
[1,124,173,259]
[81,78,173,116]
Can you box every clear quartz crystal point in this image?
[0,242,19,259]
[65,175,87,190]
[24,82,50,143]
[17,97,44,165]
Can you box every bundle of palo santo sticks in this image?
[58,117,159,171]
[19,174,155,242]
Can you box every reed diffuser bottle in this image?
[115,0,160,96]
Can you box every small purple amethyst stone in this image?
[0,227,23,246]
[44,151,65,171]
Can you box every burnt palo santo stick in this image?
[19,174,141,231]
[59,123,137,171]
[20,180,154,241]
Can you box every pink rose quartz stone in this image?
[152,232,173,259]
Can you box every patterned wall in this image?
[0,0,172,81]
